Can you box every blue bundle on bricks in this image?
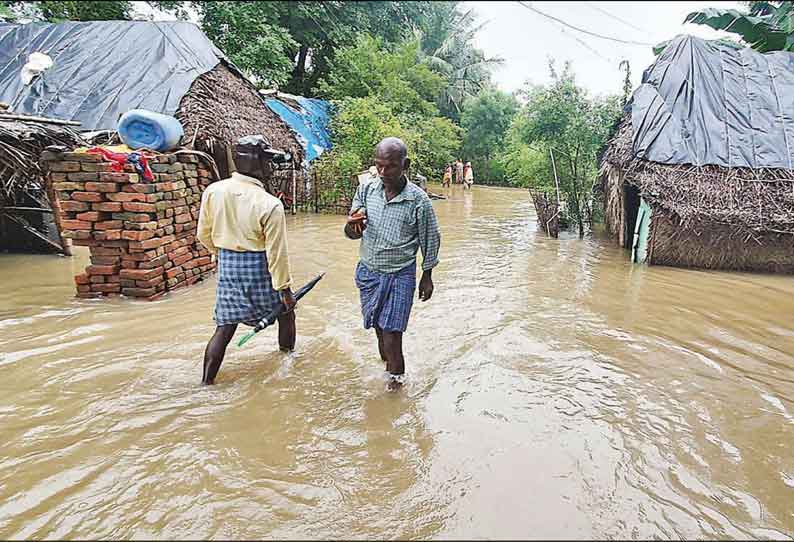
[118,109,184,152]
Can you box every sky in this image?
[134,0,744,98]
[463,1,742,97]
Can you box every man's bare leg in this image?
[375,326,387,363]
[203,324,238,385]
[382,330,405,391]
[277,311,296,352]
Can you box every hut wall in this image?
[43,150,219,300]
[601,163,640,249]
[650,210,794,273]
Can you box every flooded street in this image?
[1,184,794,539]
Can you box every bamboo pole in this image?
[0,113,81,126]
[549,148,562,207]
[291,169,297,216]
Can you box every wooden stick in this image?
[0,113,81,126]
[2,206,53,213]
[41,176,71,256]
[549,148,562,207]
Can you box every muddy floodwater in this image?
[1,184,794,539]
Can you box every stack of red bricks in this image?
[44,150,218,300]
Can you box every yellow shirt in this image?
[197,173,292,290]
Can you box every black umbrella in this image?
[237,273,325,347]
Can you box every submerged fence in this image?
[291,170,358,215]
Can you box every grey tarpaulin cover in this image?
[0,21,227,131]
[632,35,794,169]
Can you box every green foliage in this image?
[461,89,519,182]
[2,0,132,21]
[318,92,461,182]
[194,1,436,95]
[413,2,502,120]
[499,140,552,190]
[324,97,409,173]
[0,1,16,21]
[684,2,794,52]
[499,61,621,235]
[316,36,444,118]
[411,115,463,178]
[316,36,463,180]
[198,2,297,88]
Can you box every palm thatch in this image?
[0,119,83,198]
[600,115,794,272]
[0,117,84,253]
[602,116,794,237]
[176,62,303,165]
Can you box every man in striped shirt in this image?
[344,137,441,390]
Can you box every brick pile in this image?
[44,151,218,300]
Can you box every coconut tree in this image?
[412,3,503,120]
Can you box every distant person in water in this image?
[344,137,441,391]
[464,161,474,189]
[442,163,452,188]
[197,135,296,385]
[455,158,464,185]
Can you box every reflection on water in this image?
[1,184,793,539]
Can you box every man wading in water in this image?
[344,137,441,390]
[197,136,296,384]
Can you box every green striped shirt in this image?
[348,177,440,274]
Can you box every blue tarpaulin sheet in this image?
[266,97,332,162]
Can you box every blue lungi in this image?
[214,249,282,327]
[355,261,416,333]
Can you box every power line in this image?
[559,25,616,64]
[583,2,650,36]
[515,1,655,47]
[513,2,618,65]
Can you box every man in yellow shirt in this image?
[197,136,296,385]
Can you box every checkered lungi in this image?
[355,261,416,333]
[214,248,282,327]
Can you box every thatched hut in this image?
[0,20,304,251]
[0,116,83,252]
[600,35,794,273]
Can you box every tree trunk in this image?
[289,44,310,94]
[305,42,336,95]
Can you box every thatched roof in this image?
[602,117,794,236]
[0,21,302,161]
[601,35,794,237]
[176,63,303,162]
[0,117,83,198]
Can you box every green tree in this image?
[684,1,794,52]
[316,35,444,117]
[195,1,434,95]
[412,115,463,178]
[315,34,461,182]
[461,88,518,183]
[1,0,132,21]
[197,2,297,88]
[501,61,620,236]
[413,2,502,120]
